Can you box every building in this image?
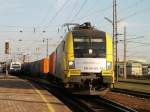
[148,66,150,75]
[118,60,143,76]
[142,64,150,75]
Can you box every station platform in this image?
[0,74,71,112]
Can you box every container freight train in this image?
[21,58,49,76]
[22,22,114,95]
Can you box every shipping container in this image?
[40,58,49,74]
[30,60,40,76]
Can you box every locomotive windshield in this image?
[73,30,106,58]
[12,64,21,69]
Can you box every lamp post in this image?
[35,47,40,60]
[123,26,127,79]
[43,38,51,57]
[43,38,48,57]
[104,16,118,81]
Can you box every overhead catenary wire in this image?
[129,44,150,48]
[119,0,144,13]
[127,41,150,46]
[119,40,150,46]
[0,25,34,28]
[118,35,150,45]
[0,24,62,33]
[70,0,88,22]
[36,3,56,28]
[118,35,145,41]
[119,7,150,22]
[0,30,58,33]
[80,0,99,16]
[44,0,69,31]
[72,4,112,21]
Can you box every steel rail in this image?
[76,95,138,112]
[118,80,150,85]
[96,96,137,112]
[111,88,150,98]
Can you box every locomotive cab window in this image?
[73,33,106,58]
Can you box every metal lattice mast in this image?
[113,0,118,81]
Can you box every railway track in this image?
[111,88,150,98]
[76,95,138,112]
[29,78,94,112]
[29,77,138,112]
[118,80,150,85]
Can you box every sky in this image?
[0,0,150,62]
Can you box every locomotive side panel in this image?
[101,32,114,84]
[49,52,56,75]
[65,32,81,79]
[55,41,65,82]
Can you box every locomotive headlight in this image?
[69,61,74,66]
[107,62,112,70]
[89,48,93,54]
[68,61,75,68]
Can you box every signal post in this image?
[5,41,10,78]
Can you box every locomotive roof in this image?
[72,29,106,38]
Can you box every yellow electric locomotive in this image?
[52,22,114,94]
